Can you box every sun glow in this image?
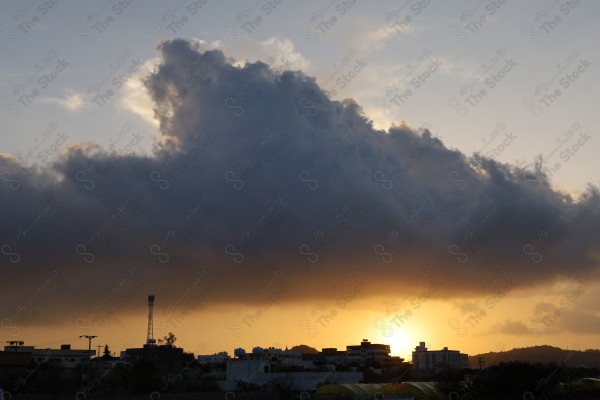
[389,329,414,359]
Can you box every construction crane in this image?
[146,294,156,346]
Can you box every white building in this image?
[233,346,313,368]
[223,358,362,391]
[263,347,312,368]
[197,351,231,365]
[346,339,391,365]
[219,346,363,390]
[4,344,94,369]
[412,342,468,372]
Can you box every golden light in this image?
[388,329,414,359]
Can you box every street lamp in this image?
[79,335,97,354]
[79,335,97,391]
[5,340,24,350]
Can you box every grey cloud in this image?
[1,39,599,325]
[496,320,541,336]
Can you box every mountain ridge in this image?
[469,345,600,368]
[290,344,600,369]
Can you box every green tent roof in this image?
[315,382,443,399]
[378,382,443,399]
[576,377,600,388]
[315,383,387,399]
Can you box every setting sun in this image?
[389,329,413,359]
[1,1,599,398]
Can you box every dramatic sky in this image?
[1,1,599,360]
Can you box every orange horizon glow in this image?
[9,293,599,362]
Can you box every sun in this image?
[388,329,414,359]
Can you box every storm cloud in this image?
[1,39,599,324]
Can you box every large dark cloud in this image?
[1,39,599,325]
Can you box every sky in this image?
[0,1,599,361]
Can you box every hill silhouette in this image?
[469,345,600,368]
[290,345,319,354]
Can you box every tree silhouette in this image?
[163,332,177,347]
[102,344,111,359]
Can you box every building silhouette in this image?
[3,344,94,369]
[411,341,468,375]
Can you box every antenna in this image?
[147,294,156,345]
